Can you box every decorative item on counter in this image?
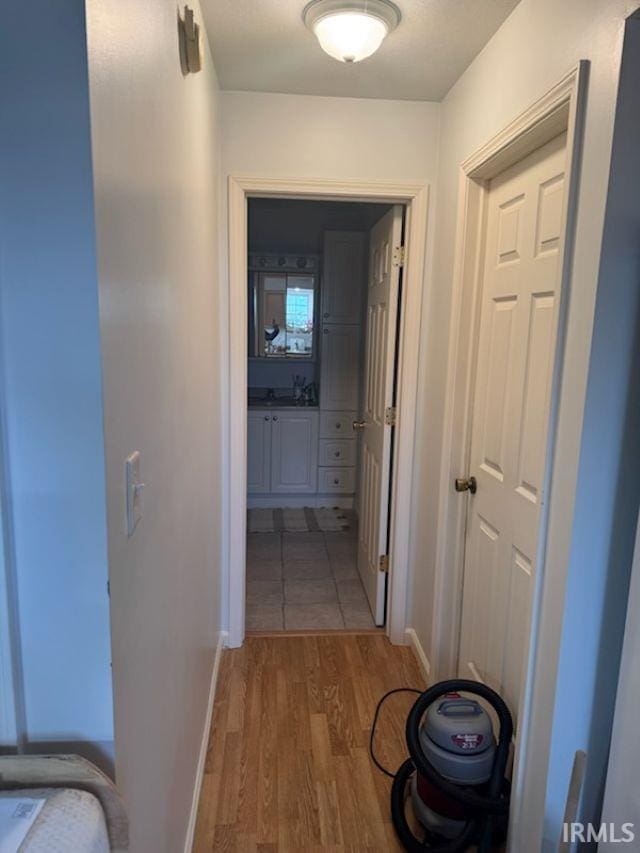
[304,381,318,406]
[292,374,306,403]
[264,321,280,354]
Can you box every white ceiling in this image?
[200,0,520,102]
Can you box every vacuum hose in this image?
[390,679,513,852]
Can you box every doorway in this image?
[430,64,587,846]
[227,178,430,648]
[245,199,404,633]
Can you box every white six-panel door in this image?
[358,206,403,625]
[458,133,568,723]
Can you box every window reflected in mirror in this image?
[251,271,316,358]
[285,276,314,356]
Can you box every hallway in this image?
[3,1,636,849]
[193,633,424,851]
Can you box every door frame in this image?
[431,63,588,847]
[0,357,22,748]
[226,176,429,648]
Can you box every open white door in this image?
[357,205,403,625]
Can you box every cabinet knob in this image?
[264,416,270,421]
[334,451,340,457]
[334,478,340,485]
[324,312,329,318]
[273,415,278,421]
[336,423,341,429]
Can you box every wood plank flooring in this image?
[193,633,426,852]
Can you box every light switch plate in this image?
[125,451,143,536]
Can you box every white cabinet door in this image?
[322,231,366,325]
[270,411,319,494]
[320,324,361,411]
[247,410,271,494]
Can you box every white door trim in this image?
[226,176,430,648]
[430,62,588,849]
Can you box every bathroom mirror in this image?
[250,272,316,358]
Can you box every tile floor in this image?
[245,520,377,631]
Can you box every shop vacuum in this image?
[370,679,513,852]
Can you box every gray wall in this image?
[0,0,113,757]
[549,11,640,841]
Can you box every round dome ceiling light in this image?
[303,0,401,64]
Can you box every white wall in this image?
[85,2,223,850]
[221,92,440,183]
[220,90,440,629]
[0,0,113,759]
[410,0,640,848]
[249,199,388,254]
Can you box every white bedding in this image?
[0,789,109,853]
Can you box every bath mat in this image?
[247,507,351,533]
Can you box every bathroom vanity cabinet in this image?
[247,409,319,495]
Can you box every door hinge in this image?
[379,554,390,573]
[393,245,405,267]
[385,406,397,426]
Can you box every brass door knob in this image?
[454,476,477,494]
[352,420,366,430]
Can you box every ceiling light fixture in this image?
[303,0,401,64]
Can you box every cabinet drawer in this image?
[319,439,357,467]
[319,411,357,438]
[318,467,356,494]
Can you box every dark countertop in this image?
[248,396,318,409]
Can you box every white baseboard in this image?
[183,630,227,853]
[405,627,431,684]
[247,495,355,509]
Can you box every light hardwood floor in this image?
[193,633,426,851]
